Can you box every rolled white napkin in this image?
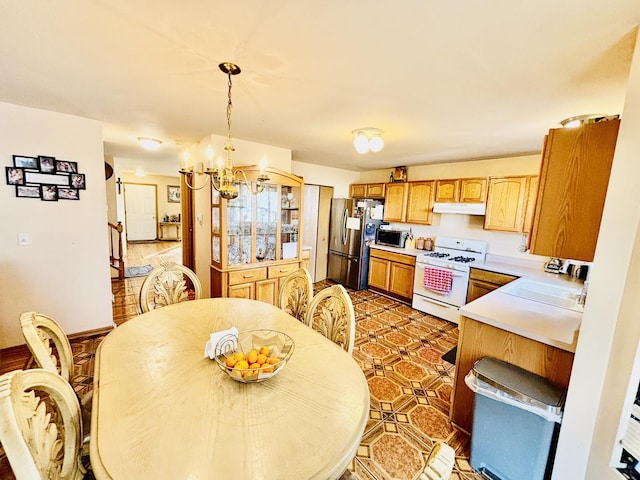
[204,327,239,359]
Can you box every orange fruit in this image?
[262,365,274,373]
[249,363,261,369]
[235,352,245,362]
[257,353,268,365]
[225,356,238,368]
[259,346,270,356]
[267,357,280,365]
[247,349,259,364]
[235,360,249,370]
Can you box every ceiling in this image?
[1,1,638,172]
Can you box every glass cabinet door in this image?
[281,185,300,260]
[256,184,278,262]
[212,189,221,264]
[227,186,252,265]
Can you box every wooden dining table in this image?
[89,298,370,480]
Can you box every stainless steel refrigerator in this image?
[327,198,383,290]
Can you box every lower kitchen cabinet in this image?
[450,316,574,433]
[211,262,300,305]
[368,249,415,303]
[466,268,518,303]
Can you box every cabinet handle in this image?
[242,274,255,279]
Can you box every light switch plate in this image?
[18,233,31,246]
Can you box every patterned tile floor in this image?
[1,263,483,479]
[312,281,483,480]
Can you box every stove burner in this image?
[425,252,450,258]
[451,256,476,263]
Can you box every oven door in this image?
[412,262,470,323]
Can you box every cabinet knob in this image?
[243,274,254,279]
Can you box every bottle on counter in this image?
[416,237,425,250]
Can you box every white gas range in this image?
[412,237,488,324]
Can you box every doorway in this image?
[124,183,157,241]
[302,184,333,282]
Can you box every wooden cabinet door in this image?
[383,183,408,222]
[529,120,620,261]
[435,179,460,202]
[368,256,390,290]
[459,178,487,203]
[484,177,527,232]
[465,279,497,303]
[406,181,434,225]
[388,262,415,299]
[228,283,254,299]
[349,184,366,198]
[522,176,539,234]
[366,183,386,198]
[255,279,277,305]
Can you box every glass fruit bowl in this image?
[214,329,295,383]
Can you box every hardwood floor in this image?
[1,241,484,480]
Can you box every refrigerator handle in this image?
[342,208,348,245]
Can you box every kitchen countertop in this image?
[461,255,584,353]
[369,244,583,352]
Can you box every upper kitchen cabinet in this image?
[484,176,538,233]
[529,119,620,262]
[349,182,386,199]
[435,178,487,203]
[211,167,305,304]
[406,181,435,225]
[383,182,409,222]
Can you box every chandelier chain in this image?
[226,72,233,146]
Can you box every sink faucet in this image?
[577,281,589,307]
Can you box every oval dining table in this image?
[89,298,370,480]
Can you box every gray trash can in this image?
[464,357,566,480]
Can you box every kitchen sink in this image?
[499,279,584,312]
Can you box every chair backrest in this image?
[304,284,355,354]
[139,261,203,313]
[20,312,73,382]
[422,442,455,480]
[0,369,84,479]
[277,268,313,322]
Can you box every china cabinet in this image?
[210,167,304,304]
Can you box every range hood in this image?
[432,202,486,215]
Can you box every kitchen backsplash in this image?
[385,212,547,263]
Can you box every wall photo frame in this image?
[6,153,87,201]
[6,167,24,185]
[167,185,181,203]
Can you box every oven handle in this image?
[417,296,457,308]
[418,264,466,277]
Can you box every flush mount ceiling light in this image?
[352,128,384,154]
[178,62,269,198]
[137,137,162,150]
[560,114,608,128]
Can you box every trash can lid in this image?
[472,357,565,409]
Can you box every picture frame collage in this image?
[5,155,86,201]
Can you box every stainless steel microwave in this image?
[375,229,408,248]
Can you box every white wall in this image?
[292,161,360,198]
[0,102,113,349]
[552,27,640,480]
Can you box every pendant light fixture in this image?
[179,62,269,198]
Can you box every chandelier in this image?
[179,62,269,199]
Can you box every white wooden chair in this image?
[138,261,202,313]
[420,442,455,480]
[277,268,313,322]
[304,284,355,354]
[19,312,93,441]
[0,369,85,479]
